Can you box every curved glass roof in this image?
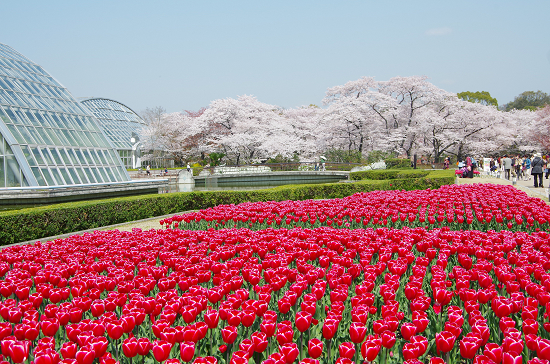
[0,42,131,187]
[79,98,145,150]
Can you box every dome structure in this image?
[79,98,145,169]
[0,42,131,188]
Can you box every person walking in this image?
[502,155,512,180]
[531,153,545,188]
[523,156,531,181]
[465,156,474,178]
[515,155,523,180]
[146,165,151,176]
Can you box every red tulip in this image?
[295,311,312,333]
[435,331,456,354]
[239,339,255,357]
[338,342,355,360]
[277,326,294,345]
[502,337,523,356]
[152,340,172,362]
[41,318,60,337]
[251,332,268,353]
[34,348,60,364]
[279,343,299,364]
[381,331,396,349]
[260,320,276,337]
[9,341,29,363]
[460,336,482,360]
[180,342,195,363]
[400,322,417,341]
[402,342,423,360]
[502,352,522,364]
[75,348,94,364]
[122,337,138,358]
[61,342,78,359]
[349,322,367,344]
[0,323,11,340]
[221,326,238,344]
[106,321,124,340]
[322,320,337,340]
[308,339,323,359]
[90,337,109,358]
[522,319,538,335]
[241,310,256,328]
[204,310,219,329]
[136,337,152,356]
[361,336,381,362]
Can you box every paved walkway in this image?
[456,171,549,202]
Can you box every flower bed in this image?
[1,184,550,364]
[166,184,550,233]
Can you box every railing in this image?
[199,162,362,174]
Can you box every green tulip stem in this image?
[209,329,212,357]
[327,339,331,363]
[299,332,303,362]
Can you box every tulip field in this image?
[3,185,550,364]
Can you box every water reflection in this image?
[1,184,276,212]
[166,183,275,193]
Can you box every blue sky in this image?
[1,1,549,113]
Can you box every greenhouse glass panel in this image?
[41,168,55,186]
[35,127,53,145]
[83,167,96,183]
[40,147,53,165]
[67,168,80,184]
[0,156,4,187]
[31,147,44,165]
[59,148,72,165]
[31,167,46,186]
[49,148,63,165]
[50,168,64,185]
[98,167,110,183]
[15,125,35,144]
[27,127,44,144]
[6,123,25,143]
[0,42,130,187]
[59,168,72,184]
[45,127,62,146]
[21,145,37,167]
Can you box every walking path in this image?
[13,171,550,246]
[456,172,549,201]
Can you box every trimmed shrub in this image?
[0,170,455,246]
[385,158,412,169]
[350,169,429,181]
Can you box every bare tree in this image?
[140,106,166,126]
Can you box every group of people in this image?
[456,156,478,178]
[489,154,548,188]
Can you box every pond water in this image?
[0,183,276,212]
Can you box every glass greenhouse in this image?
[80,98,145,169]
[0,42,131,188]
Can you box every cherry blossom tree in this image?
[197,95,288,165]
[140,108,208,166]
[323,77,396,155]
[139,76,535,167]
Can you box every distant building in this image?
[80,98,145,169]
[0,42,131,187]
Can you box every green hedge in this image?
[0,171,455,246]
[350,169,429,181]
[385,158,412,169]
